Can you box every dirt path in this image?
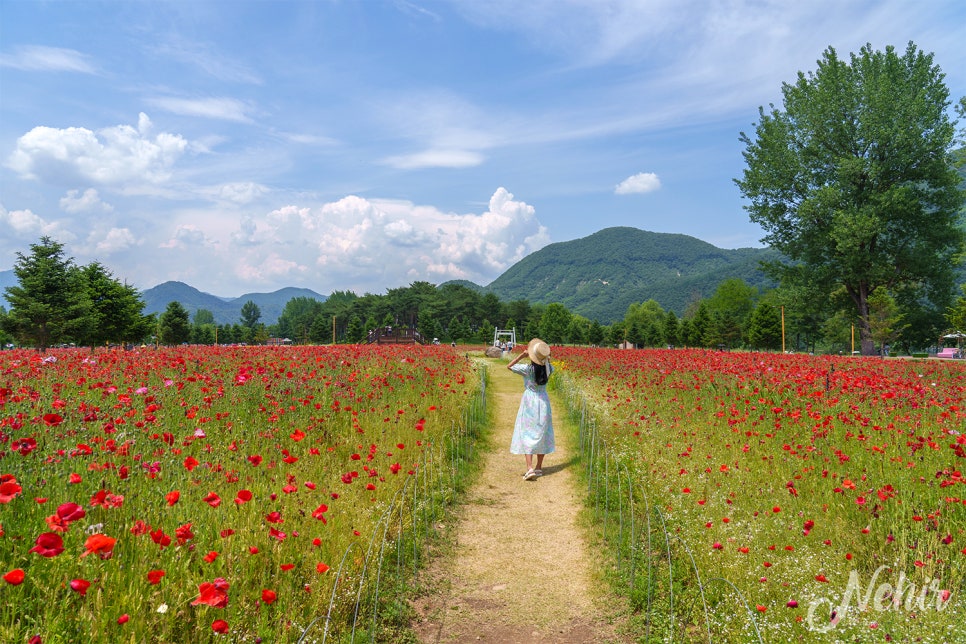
[411,357,628,643]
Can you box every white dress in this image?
[509,363,555,455]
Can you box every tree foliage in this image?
[80,262,152,346]
[159,301,191,345]
[736,42,966,355]
[2,237,91,350]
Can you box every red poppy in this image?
[68,473,82,484]
[43,413,63,426]
[265,511,283,524]
[234,489,253,504]
[203,492,221,507]
[311,503,328,520]
[176,523,195,544]
[815,574,829,583]
[191,577,229,608]
[0,479,23,504]
[184,456,200,471]
[150,528,172,548]
[147,570,165,585]
[57,502,85,524]
[316,562,330,574]
[212,619,229,633]
[3,569,25,585]
[81,533,116,559]
[204,551,219,563]
[29,532,65,558]
[117,614,130,624]
[165,490,180,506]
[261,589,277,604]
[70,579,91,595]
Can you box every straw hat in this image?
[527,338,550,365]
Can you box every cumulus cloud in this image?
[199,187,550,294]
[59,188,114,214]
[0,205,76,253]
[90,227,138,254]
[0,45,97,73]
[7,113,188,187]
[159,225,212,250]
[615,172,661,195]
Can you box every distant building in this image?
[266,337,293,346]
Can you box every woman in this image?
[507,338,554,480]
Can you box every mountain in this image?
[141,282,327,325]
[484,227,781,322]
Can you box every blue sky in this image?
[2,0,964,298]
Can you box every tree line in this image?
[3,236,964,354]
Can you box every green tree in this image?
[276,297,322,342]
[2,237,91,350]
[158,301,191,345]
[948,284,966,334]
[736,42,966,355]
[565,316,587,345]
[0,307,13,348]
[706,279,756,347]
[867,287,906,355]
[80,262,151,346]
[345,315,366,343]
[240,300,261,329]
[663,310,680,347]
[747,301,783,351]
[540,303,571,344]
[193,309,215,326]
[587,320,605,346]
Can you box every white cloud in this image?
[199,182,270,205]
[60,188,114,214]
[190,187,551,293]
[0,205,76,248]
[91,227,138,254]
[159,225,212,250]
[615,172,661,195]
[1,206,51,236]
[383,149,484,169]
[0,45,97,73]
[146,96,255,123]
[7,113,188,187]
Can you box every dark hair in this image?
[532,363,548,386]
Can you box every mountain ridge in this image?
[140,282,327,325]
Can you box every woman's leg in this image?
[535,454,545,470]
[524,454,534,471]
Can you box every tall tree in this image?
[747,301,783,351]
[240,300,261,329]
[2,237,91,350]
[158,301,191,345]
[540,303,572,344]
[736,42,965,355]
[80,262,150,346]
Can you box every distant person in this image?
[507,338,554,480]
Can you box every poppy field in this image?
[555,348,965,642]
[0,345,481,643]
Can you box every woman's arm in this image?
[507,349,525,369]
